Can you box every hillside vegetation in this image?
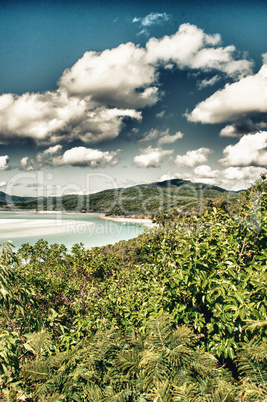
[0,179,240,217]
[0,175,266,401]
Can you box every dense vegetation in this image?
[0,175,266,401]
[0,179,239,217]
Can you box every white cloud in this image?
[139,128,163,142]
[139,128,183,145]
[59,42,159,108]
[173,147,211,167]
[156,110,165,118]
[20,156,34,171]
[0,24,254,148]
[219,119,257,137]
[51,146,120,168]
[222,166,265,181]
[0,94,13,111]
[158,131,183,145]
[193,164,219,178]
[219,131,267,166]
[59,24,252,109]
[133,12,171,27]
[42,145,63,156]
[187,57,267,124]
[160,165,266,191]
[36,145,63,165]
[220,125,241,137]
[0,155,9,170]
[0,90,141,146]
[20,157,28,168]
[146,24,253,77]
[133,146,173,168]
[197,75,221,89]
[220,166,267,190]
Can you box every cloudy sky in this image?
[0,0,267,197]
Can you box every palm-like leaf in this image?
[236,339,267,400]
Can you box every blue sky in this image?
[0,0,267,197]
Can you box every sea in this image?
[0,211,146,251]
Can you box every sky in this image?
[0,0,267,198]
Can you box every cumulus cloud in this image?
[222,166,265,181]
[160,165,266,191]
[0,90,141,146]
[219,131,267,166]
[59,43,159,108]
[187,56,267,124]
[133,146,173,168]
[19,145,119,170]
[173,147,211,167]
[0,24,254,148]
[192,164,220,185]
[193,164,219,178]
[146,24,253,77]
[220,166,267,190]
[51,146,120,168]
[0,155,9,170]
[60,24,252,109]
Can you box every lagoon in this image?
[0,211,146,250]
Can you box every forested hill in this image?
[0,179,239,215]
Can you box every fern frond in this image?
[236,379,267,401]
[147,379,172,402]
[146,314,173,349]
[172,382,199,401]
[101,385,135,401]
[139,350,170,391]
[170,326,198,349]
[237,340,267,383]
[112,349,140,378]
[24,330,52,358]
[21,360,49,380]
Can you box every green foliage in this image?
[16,314,235,401]
[0,242,16,308]
[0,175,266,400]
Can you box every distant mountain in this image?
[146,178,229,193]
[0,179,239,216]
[0,191,40,209]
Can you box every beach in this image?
[99,216,156,228]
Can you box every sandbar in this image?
[99,216,156,228]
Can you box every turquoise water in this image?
[0,211,146,250]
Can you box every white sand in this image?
[99,216,156,228]
[0,218,94,238]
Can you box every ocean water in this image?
[0,211,146,250]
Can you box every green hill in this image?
[0,179,239,216]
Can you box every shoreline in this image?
[98,216,156,228]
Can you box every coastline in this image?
[98,216,156,228]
